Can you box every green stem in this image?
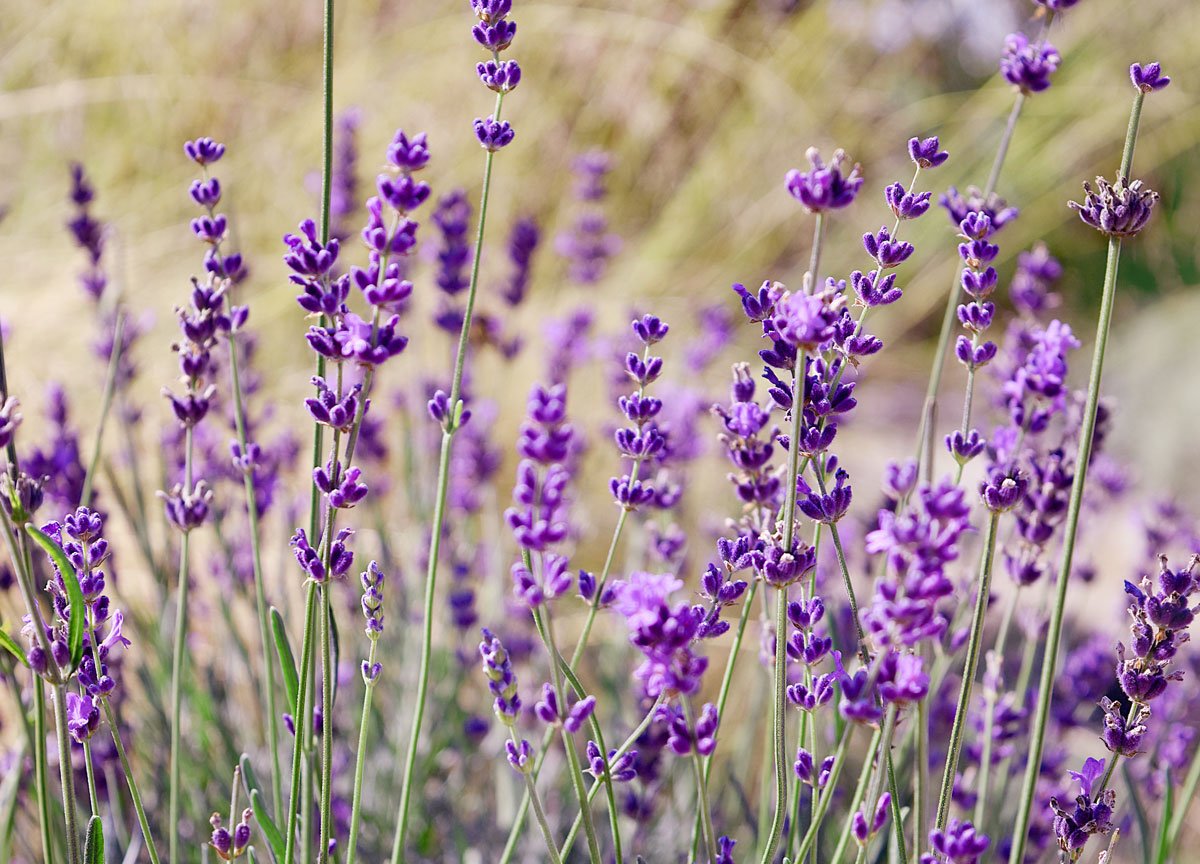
[81,740,100,816]
[284,582,319,864]
[317,582,334,863]
[816,496,868,665]
[558,696,663,860]
[795,722,857,864]
[49,684,81,864]
[79,310,125,509]
[685,698,719,861]
[34,680,55,864]
[761,210,823,864]
[853,706,899,864]
[390,85,512,862]
[228,331,283,817]
[344,639,379,864]
[168,527,192,863]
[936,511,999,829]
[512,729,563,864]
[1007,108,1136,856]
[100,698,161,864]
[832,726,883,863]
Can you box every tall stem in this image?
[33,680,54,864]
[101,699,161,864]
[392,94,506,864]
[49,684,81,864]
[793,722,856,863]
[228,333,283,817]
[168,423,195,864]
[684,698,719,861]
[317,582,334,862]
[1009,92,1142,863]
[344,638,379,864]
[284,582,319,864]
[936,512,999,829]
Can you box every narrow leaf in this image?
[269,607,298,715]
[25,524,86,673]
[0,626,27,667]
[84,815,105,864]
[251,789,285,862]
[1153,769,1173,864]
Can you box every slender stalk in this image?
[284,582,319,864]
[33,680,55,864]
[886,752,908,864]
[685,698,719,861]
[558,697,664,860]
[1009,91,1143,863]
[831,726,883,862]
[853,706,899,864]
[168,423,195,864]
[49,684,82,864]
[936,512,999,829]
[391,88,507,864]
[913,657,929,856]
[81,740,100,816]
[100,699,161,864]
[816,491,868,665]
[227,332,283,816]
[794,722,857,863]
[512,731,564,864]
[317,583,334,863]
[1167,736,1200,853]
[760,213,824,864]
[344,638,379,864]
[79,310,125,509]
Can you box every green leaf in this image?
[269,607,298,715]
[247,848,261,864]
[0,626,27,667]
[25,523,86,673]
[329,600,340,707]
[1154,769,1173,864]
[238,753,263,805]
[251,789,285,862]
[84,815,104,864]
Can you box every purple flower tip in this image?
[1130,62,1170,93]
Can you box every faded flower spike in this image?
[1130,62,1170,93]
[1068,176,1159,238]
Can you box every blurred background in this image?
[0,0,1197,861]
[0,0,1195,484]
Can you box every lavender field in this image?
[0,1,1197,863]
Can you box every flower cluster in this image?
[471,0,519,150]
[1000,32,1061,94]
[609,315,669,511]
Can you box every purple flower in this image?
[184,137,225,165]
[477,59,522,92]
[1049,759,1116,854]
[431,190,473,297]
[499,216,539,305]
[922,818,989,864]
[885,182,933,220]
[770,286,841,350]
[785,147,863,212]
[1130,62,1170,93]
[1000,32,1061,94]
[908,136,949,169]
[479,628,521,726]
[863,226,914,268]
[65,692,100,742]
[474,116,514,151]
[1069,176,1159,239]
[586,741,637,782]
[505,738,533,773]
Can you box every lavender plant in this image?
[0,3,1192,864]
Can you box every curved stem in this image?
[936,511,999,829]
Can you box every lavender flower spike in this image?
[1000,33,1061,94]
[785,148,863,212]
